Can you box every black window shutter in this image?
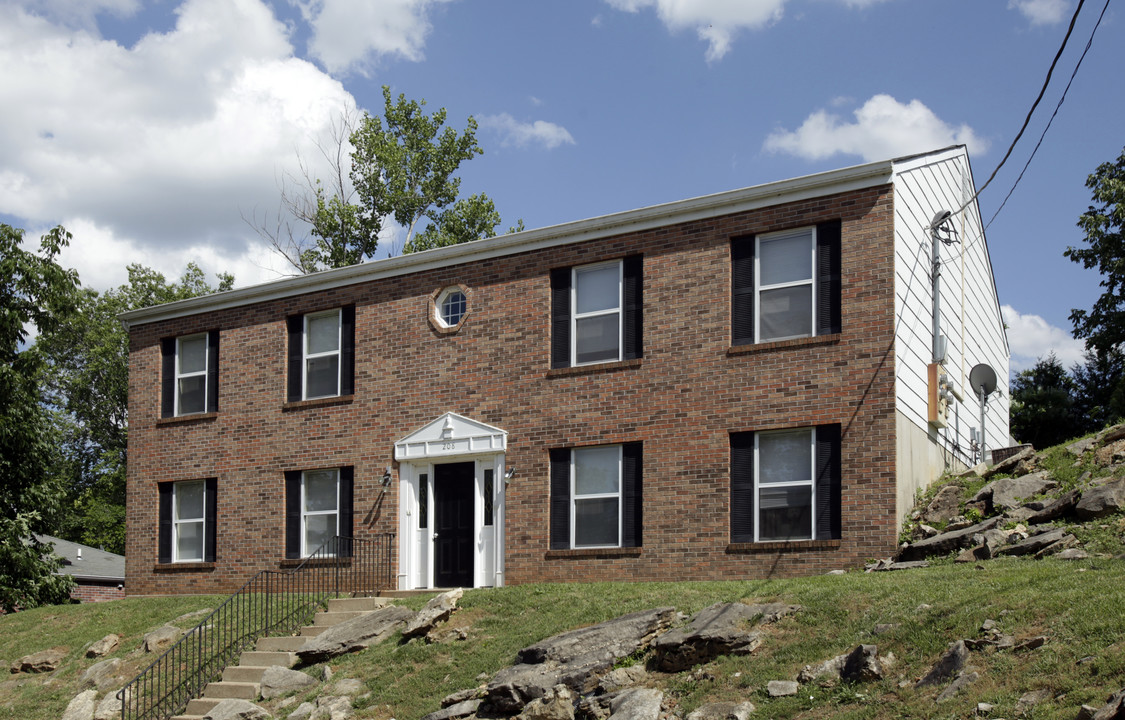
[340,306,355,396]
[286,315,304,402]
[339,466,354,557]
[731,239,756,345]
[549,448,571,549]
[815,425,842,540]
[816,220,842,336]
[285,470,301,559]
[550,268,572,369]
[161,338,176,417]
[730,432,755,543]
[206,330,220,413]
[622,442,643,548]
[158,483,172,563]
[204,477,217,563]
[622,255,643,360]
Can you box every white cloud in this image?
[1009,0,1069,26]
[605,0,785,61]
[14,0,140,31]
[479,114,576,150]
[762,94,989,163]
[295,0,455,76]
[0,0,359,289]
[1002,305,1086,373]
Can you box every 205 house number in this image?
[441,441,456,450]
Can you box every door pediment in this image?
[394,412,507,460]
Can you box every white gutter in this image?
[121,158,894,328]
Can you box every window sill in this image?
[154,562,215,572]
[547,358,641,378]
[726,539,841,554]
[727,333,841,356]
[545,547,642,559]
[283,395,354,412]
[156,412,217,427]
[279,557,353,569]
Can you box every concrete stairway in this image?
[171,596,389,720]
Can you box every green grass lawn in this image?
[2,559,1123,720]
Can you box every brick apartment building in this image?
[121,145,1009,595]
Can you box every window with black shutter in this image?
[551,256,643,368]
[287,306,355,401]
[549,443,642,549]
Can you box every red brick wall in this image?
[125,185,898,594]
[71,581,126,603]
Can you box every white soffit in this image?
[394,412,507,461]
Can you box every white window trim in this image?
[172,480,206,563]
[303,309,342,400]
[755,227,817,343]
[174,333,208,417]
[301,469,340,557]
[435,287,468,328]
[571,445,623,549]
[754,428,816,542]
[571,260,623,367]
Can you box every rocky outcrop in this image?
[296,605,415,663]
[972,472,1056,513]
[402,588,463,641]
[61,689,98,720]
[203,698,273,719]
[915,640,968,688]
[10,646,67,673]
[143,625,184,653]
[686,701,756,720]
[260,666,319,699]
[85,634,120,658]
[897,517,1002,561]
[1075,478,1125,520]
[653,602,799,672]
[80,657,123,691]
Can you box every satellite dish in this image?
[969,363,998,396]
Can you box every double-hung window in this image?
[287,306,355,401]
[551,256,643,368]
[161,331,219,417]
[158,478,216,564]
[731,220,841,345]
[285,467,354,558]
[550,443,643,550]
[730,425,841,543]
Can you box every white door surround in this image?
[394,413,507,590]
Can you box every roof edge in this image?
[122,156,895,328]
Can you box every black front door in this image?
[434,462,474,587]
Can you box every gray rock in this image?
[654,602,798,671]
[402,588,463,640]
[915,640,968,688]
[61,690,98,720]
[1016,689,1053,715]
[599,664,648,693]
[331,678,364,696]
[841,644,884,682]
[923,485,965,524]
[867,559,930,571]
[81,657,122,690]
[872,623,899,635]
[202,698,273,720]
[686,701,756,720]
[935,671,978,702]
[897,517,1002,562]
[1076,704,1099,720]
[1067,437,1097,456]
[421,699,482,720]
[296,605,415,663]
[259,665,319,699]
[767,680,799,697]
[94,689,125,720]
[994,528,1072,557]
[973,472,1056,512]
[797,652,848,684]
[441,687,484,707]
[288,702,315,720]
[488,608,675,713]
[10,646,67,673]
[1093,689,1125,720]
[516,684,577,720]
[1027,489,1082,524]
[143,625,184,654]
[1076,479,1125,520]
[307,696,352,720]
[1056,548,1090,560]
[983,446,1035,478]
[1014,636,1048,652]
[86,634,120,658]
[608,688,662,720]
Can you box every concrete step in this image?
[299,624,329,637]
[238,650,296,667]
[326,596,391,612]
[255,635,307,652]
[223,665,267,683]
[203,681,259,700]
[311,610,370,626]
[183,697,222,716]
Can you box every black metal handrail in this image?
[118,534,394,720]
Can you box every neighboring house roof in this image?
[35,535,125,583]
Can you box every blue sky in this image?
[1,0,1121,372]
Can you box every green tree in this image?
[1070,347,1125,435]
[1009,354,1078,449]
[1066,146,1125,357]
[0,224,79,611]
[38,263,233,554]
[261,88,517,272]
